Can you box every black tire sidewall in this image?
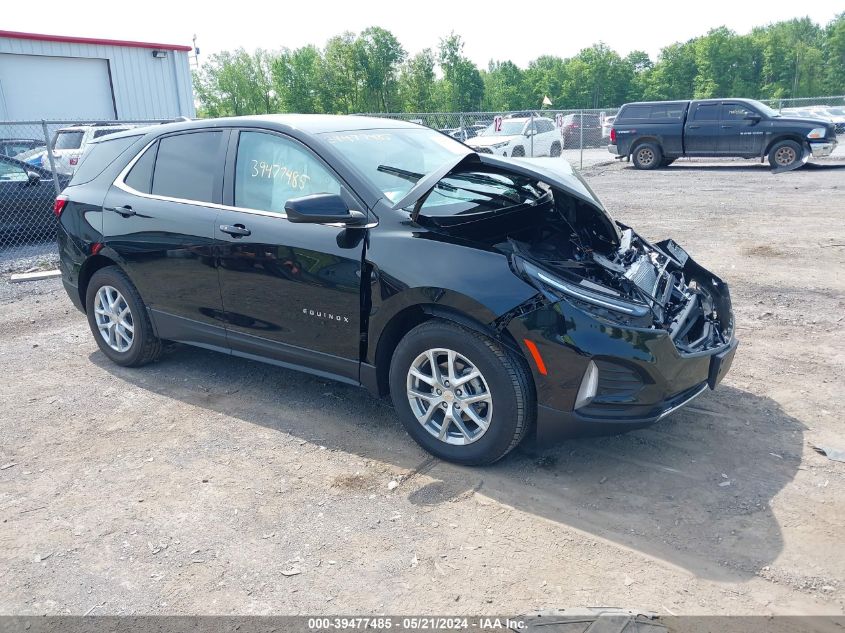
[512,146,525,157]
[85,267,153,367]
[389,322,526,465]
[550,142,561,157]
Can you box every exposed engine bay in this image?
[415,168,733,353]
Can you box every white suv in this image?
[468,116,562,157]
[49,124,134,174]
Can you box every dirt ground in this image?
[0,157,843,617]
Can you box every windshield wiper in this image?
[378,164,458,191]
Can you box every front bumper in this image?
[809,140,837,158]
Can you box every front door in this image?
[721,103,765,156]
[102,130,228,343]
[215,130,367,383]
[684,103,721,155]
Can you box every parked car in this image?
[601,115,616,140]
[805,106,845,134]
[0,154,70,240]
[468,116,561,156]
[610,99,837,170]
[559,113,604,148]
[50,124,134,175]
[0,138,46,159]
[57,115,737,465]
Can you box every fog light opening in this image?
[574,360,599,410]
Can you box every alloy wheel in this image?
[406,348,493,446]
[94,285,134,353]
[775,146,797,166]
[637,147,655,166]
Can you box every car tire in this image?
[768,139,803,169]
[389,320,534,466]
[550,142,561,157]
[512,146,525,157]
[632,143,662,170]
[85,266,162,367]
[660,158,675,167]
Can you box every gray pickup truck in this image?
[608,98,838,170]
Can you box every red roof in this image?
[0,30,193,52]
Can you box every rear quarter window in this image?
[68,135,142,186]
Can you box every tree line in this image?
[193,15,845,116]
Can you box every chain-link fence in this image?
[362,95,845,167]
[0,119,170,263]
[1,96,843,262]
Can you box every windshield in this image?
[479,121,525,136]
[53,131,84,150]
[320,128,468,204]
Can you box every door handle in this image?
[219,224,251,237]
[688,125,701,129]
[106,205,136,217]
[721,125,733,129]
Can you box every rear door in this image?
[215,129,367,383]
[102,130,228,345]
[720,102,765,156]
[684,103,721,155]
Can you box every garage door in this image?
[0,53,116,120]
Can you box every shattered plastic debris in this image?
[812,445,845,463]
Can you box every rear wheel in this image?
[632,143,662,170]
[768,140,802,169]
[389,320,533,465]
[85,266,162,367]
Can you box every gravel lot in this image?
[1,158,843,617]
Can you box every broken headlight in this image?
[517,258,651,318]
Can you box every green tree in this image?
[482,60,527,110]
[398,49,437,112]
[437,33,484,111]
[193,48,274,117]
[359,27,407,111]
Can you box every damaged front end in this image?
[509,226,734,355]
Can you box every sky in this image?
[3,0,843,68]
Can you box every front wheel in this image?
[768,140,803,169]
[511,146,525,157]
[632,143,662,170]
[389,320,534,465]
[85,266,162,367]
[550,142,561,157]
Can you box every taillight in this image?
[610,128,617,143]
[53,195,68,217]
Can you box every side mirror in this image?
[26,171,41,184]
[285,193,367,226]
[744,114,762,123]
[525,129,535,137]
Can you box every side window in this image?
[124,141,158,194]
[0,160,28,182]
[537,119,554,133]
[151,131,222,203]
[234,131,342,214]
[722,104,755,121]
[693,104,719,121]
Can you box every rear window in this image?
[69,135,142,186]
[53,131,84,150]
[620,104,685,121]
[151,132,222,203]
[93,128,129,139]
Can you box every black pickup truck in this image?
[608,98,838,170]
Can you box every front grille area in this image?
[472,147,493,154]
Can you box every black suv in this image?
[57,116,738,465]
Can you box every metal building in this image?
[0,30,195,121]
